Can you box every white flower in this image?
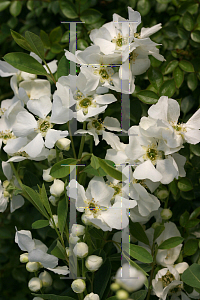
[115,263,146,292]
[84,293,100,300]
[39,271,53,287]
[71,224,85,236]
[26,262,41,272]
[19,79,51,103]
[73,242,88,258]
[49,215,59,228]
[28,277,43,292]
[43,168,54,182]
[56,138,71,151]
[71,279,86,293]
[50,179,64,197]
[85,255,103,272]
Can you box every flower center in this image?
[85,199,102,218]
[129,51,139,63]
[36,116,52,136]
[108,182,122,197]
[0,108,6,116]
[13,151,29,157]
[79,98,92,108]
[112,33,128,49]
[162,271,175,288]
[99,68,110,80]
[92,119,103,131]
[147,148,157,161]
[0,130,16,144]
[143,144,164,164]
[93,66,114,85]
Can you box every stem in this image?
[90,135,93,153]
[146,245,158,300]
[43,60,56,84]
[67,121,77,159]
[78,122,87,159]
[91,272,94,293]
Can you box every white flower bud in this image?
[49,215,59,228]
[39,271,53,287]
[33,298,44,300]
[56,138,71,151]
[116,289,129,300]
[71,224,85,236]
[28,277,42,292]
[161,209,172,220]
[43,168,54,182]
[83,292,100,300]
[69,233,80,244]
[110,282,120,291]
[157,189,169,200]
[85,255,103,272]
[73,242,88,258]
[66,247,72,257]
[71,279,86,293]
[20,253,29,263]
[50,179,64,197]
[26,262,40,272]
[49,195,59,206]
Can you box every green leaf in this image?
[158,237,184,249]
[9,0,22,17]
[190,144,200,157]
[80,9,102,24]
[93,259,111,298]
[136,90,159,104]
[59,0,78,18]
[183,12,194,31]
[184,239,199,256]
[57,55,69,79]
[164,60,179,75]
[159,79,176,97]
[98,158,126,181]
[77,39,88,50]
[40,30,50,49]
[3,52,48,75]
[187,73,198,91]
[49,26,62,44]
[58,197,68,235]
[179,211,190,227]
[11,30,32,52]
[130,290,147,300]
[137,0,151,16]
[148,68,163,90]
[32,294,75,300]
[181,95,195,114]
[82,164,107,177]
[51,240,66,260]
[191,31,200,43]
[0,1,10,12]
[91,154,100,169]
[51,43,63,54]
[129,221,149,245]
[179,60,194,72]
[50,158,77,178]
[182,264,200,289]
[124,244,153,263]
[32,220,49,229]
[153,225,165,241]
[178,178,193,192]
[185,219,200,229]
[169,180,179,196]
[190,207,200,220]
[39,184,52,217]
[25,31,45,60]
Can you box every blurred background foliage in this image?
[0,0,200,299]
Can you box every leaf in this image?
[49,26,62,44]
[169,180,179,196]
[50,158,77,178]
[93,259,111,298]
[129,221,149,245]
[11,30,32,52]
[40,30,50,49]
[58,197,68,235]
[153,225,165,241]
[51,43,63,54]
[148,68,163,90]
[77,39,88,50]
[130,290,147,300]
[32,294,75,300]
[158,237,184,249]
[179,211,190,227]
[80,9,102,24]
[91,154,100,169]
[137,0,151,16]
[179,60,194,72]
[57,55,70,79]
[51,240,66,260]
[190,144,200,157]
[190,207,200,220]
[32,220,49,229]
[164,60,179,75]
[25,31,45,60]
[136,90,159,104]
[3,52,48,75]
[9,0,22,17]
[159,79,176,97]
[178,178,193,192]
[182,264,200,289]
[191,31,200,43]
[82,164,107,177]
[59,0,78,18]
[0,1,10,12]
[98,158,127,181]
[184,239,199,256]
[124,244,153,263]
[187,73,198,91]
[183,12,194,31]
[39,184,52,217]
[185,219,200,229]
[181,95,195,114]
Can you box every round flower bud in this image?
[43,168,54,182]
[110,282,120,292]
[72,224,85,236]
[50,179,64,197]
[71,279,86,293]
[69,233,80,244]
[49,215,59,228]
[83,292,100,300]
[157,189,169,200]
[73,242,88,258]
[116,289,129,300]
[161,209,172,220]
[28,277,42,292]
[85,255,103,272]
[49,195,59,206]
[20,253,29,263]
[26,262,40,272]
[56,138,71,151]
[81,214,92,225]
[66,247,72,257]
[152,222,161,229]
[39,271,53,287]
[33,298,44,300]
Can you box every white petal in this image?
[13,111,37,137]
[95,94,117,105]
[3,137,28,154]
[101,202,129,230]
[15,230,35,252]
[156,158,178,184]
[184,129,200,144]
[51,95,74,124]
[0,61,18,77]
[148,96,168,121]
[34,239,48,252]
[89,177,114,206]
[10,195,24,213]
[21,133,44,157]
[103,116,122,131]
[27,96,52,119]
[2,161,13,180]
[167,98,180,124]
[175,262,189,274]
[140,24,162,39]
[45,60,58,74]
[186,108,200,129]
[47,266,70,275]
[45,129,68,148]
[29,249,58,268]
[0,195,8,212]
[172,153,186,177]
[133,160,162,182]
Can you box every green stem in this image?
[67,121,77,159]
[90,135,93,154]
[78,122,87,159]
[91,272,94,293]
[146,245,158,300]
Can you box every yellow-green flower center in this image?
[36,116,52,136]
[79,98,92,108]
[162,271,175,288]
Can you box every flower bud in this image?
[157,189,169,200]
[33,298,44,300]
[71,279,86,293]
[66,247,72,257]
[26,262,41,272]
[73,242,88,258]
[28,277,42,292]
[110,283,120,292]
[50,179,64,197]
[85,255,103,272]
[56,138,71,151]
[161,209,172,220]
[72,224,85,236]
[49,215,59,228]
[43,168,54,182]
[116,290,129,300]
[49,195,59,206]
[39,271,53,287]
[81,214,92,225]
[83,292,100,300]
[20,253,29,263]
[69,233,80,244]
[152,222,161,229]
